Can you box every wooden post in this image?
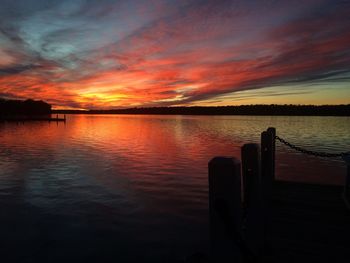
[208,157,242,262]
[261,129,275,193]
[343,154,350,202]
[267,127,276,180]
[261,128,276,259]
[241,143,263,257]
[345,165,350,202]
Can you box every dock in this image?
[269,181,350,262]
[208,127,350,263]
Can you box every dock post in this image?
[343,154,350,202]
[208,157,242,262]
[261,128,275,193]
[241,143,263,258]
[267,127,276,180]
[261,128,276,258]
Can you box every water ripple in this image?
[0,115,349,262]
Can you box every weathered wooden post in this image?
[209,157,242,262]
[261,128,275,194]
[267,127,276,180]
[343,153,350,203]
[241,143,263,258]
[261,128,276,258]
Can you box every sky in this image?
[0,0,349,109]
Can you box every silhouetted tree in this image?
[0,98,51,116]
[73,104,350,116]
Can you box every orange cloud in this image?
[1,0,350,109]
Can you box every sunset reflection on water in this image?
[0,115,349,262]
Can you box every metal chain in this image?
[275,135,349,158]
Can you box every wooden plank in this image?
[268,180,350,262]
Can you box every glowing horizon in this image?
[0,0,349,110]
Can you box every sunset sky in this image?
[0,0,349,109]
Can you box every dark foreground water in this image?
[0,115,349,262]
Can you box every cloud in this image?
[0,64,43,75]
[0,0,349,109]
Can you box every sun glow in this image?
[79,93,129,103]
[1,1,349,109]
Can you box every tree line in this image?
[54,104,350,116]
[0,98,51,116]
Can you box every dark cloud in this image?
[0,25,24,45]
[0,0,61,19]
[0,0,349,108]
[0,92,23,100]
[0,64,42,75]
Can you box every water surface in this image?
[0,115,349,262]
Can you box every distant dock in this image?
[0,114,66,123]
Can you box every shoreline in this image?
[52,104,350,117]
[51,112,350,117]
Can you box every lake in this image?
[0,114,349,262]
